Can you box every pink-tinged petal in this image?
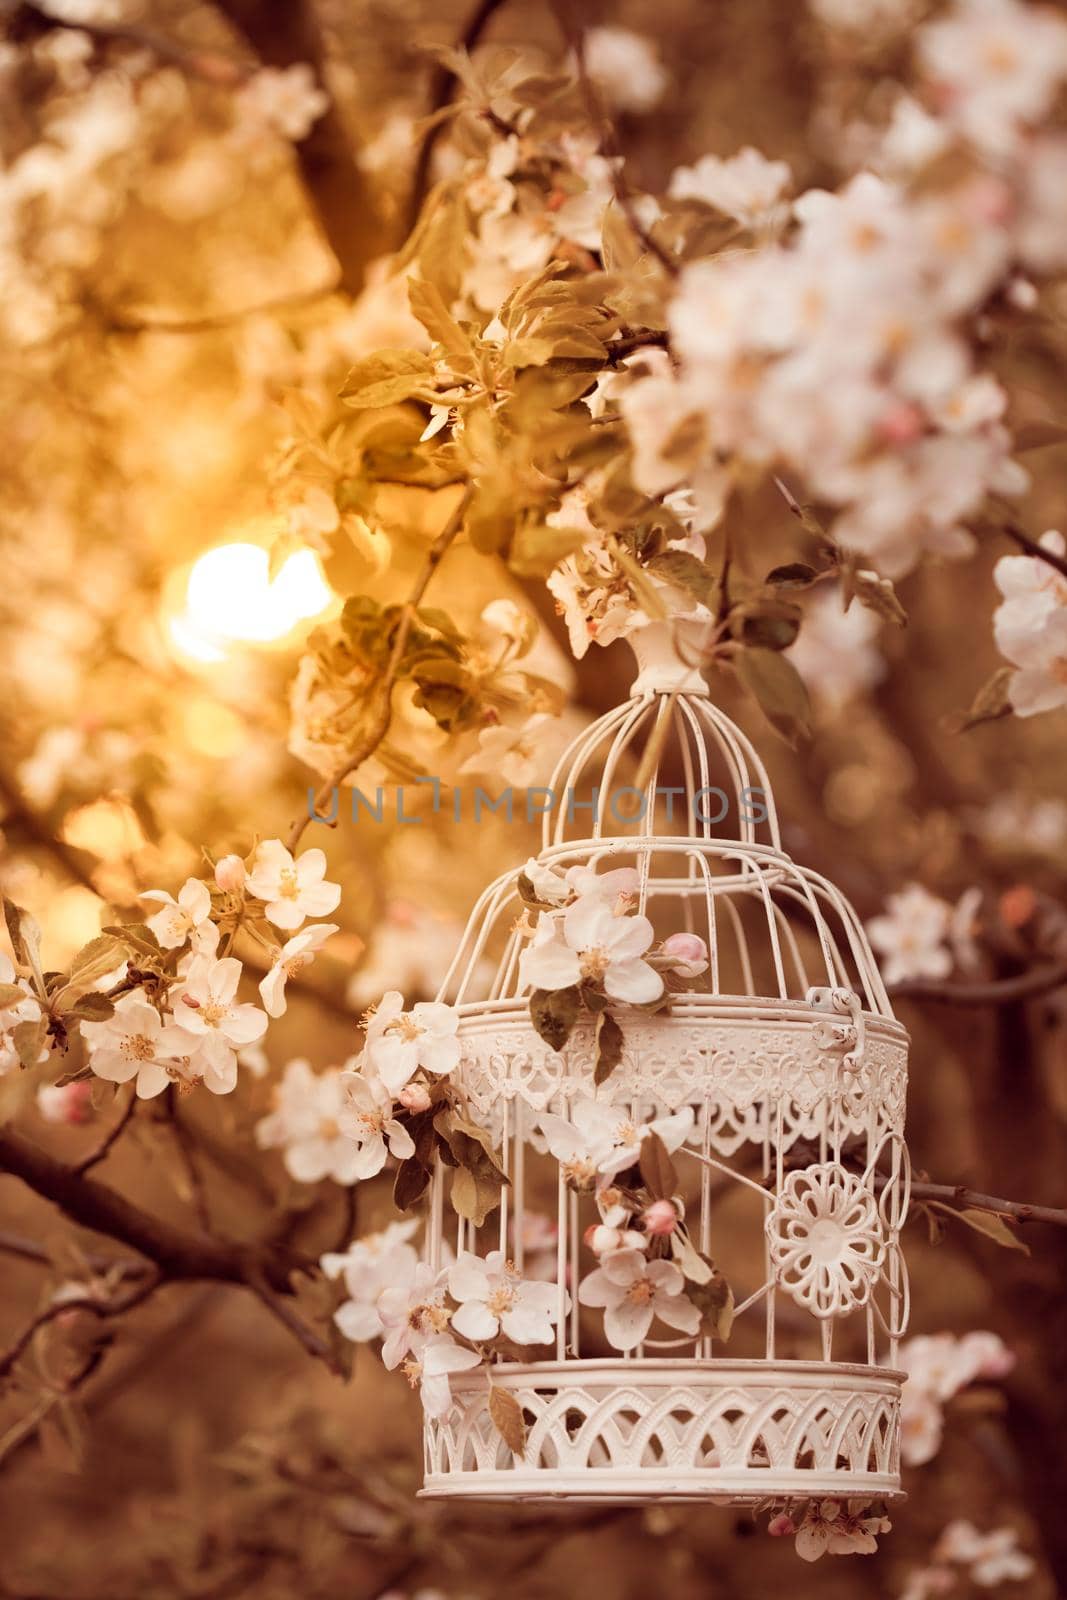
[265,898,305,931]
[350,1138,388,1180]
[563,894,614,950]
[295,848,327,886]
[87,1047,139,1085]
[518,1280,561,1315]
[202,1049,238,1095]
[645,1259,685,1294]
[604,1298,653,1351]
[419,1035,460,1075]
[450,1300,499,1342]
[211,958,243,1006]
[795,1525,830,1563]
[536,1113,584,1163]
[519,940,582,992]
[649,1106,695,1152]
[412,1001,458,1035]
[603,914,655,960]
[600,1249,646,1286]
[300,881,342,918]
[134,1062,171,1099]
[1009,667,1067,717]
[603,957,663,1004]
[117,999,165,1038]
[577,1268,617,1309]
[285,1138,332,1184]
[223,1002,268,1045]
[259,965,287,1018]
[386,1120,416,1160]
[369,1034,419,1093]
[449,1254,492,1302]
[501,1305,553,1344]
[653,1293,701,1335]
[333,1300,384,1342]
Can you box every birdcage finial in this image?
[628,621,710,697]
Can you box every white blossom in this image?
[323,1220,421,1343]
[258,923,338,1018]
[337,1071,416,1179]
[235,64,329,144]
[582,26,668,113]
[361,991,461,1094]
[993,530,1067,716]
[245,840,342,930]
[139,877,213,950]
[866,885,954,985]
[578,1249,700,1350]
[668,147,791,228]
[448,1250,564,1345]
[537,1097,694,1187]
[519,897,664,1004]
[255,1058,364,1185]
[81,993,190,1099]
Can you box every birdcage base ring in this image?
[421,1359,903,1506]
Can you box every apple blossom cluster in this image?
[321,1224,567,1419]
[898,1329,1014,1466]
[767,1499,892,1562]
[992,531,1067,717]
[866,883,982,986]
[74,841,340,1099]
[254,990,462,1185]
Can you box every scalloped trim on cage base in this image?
[452,1004,908,1157]
[420,1360,904,1506]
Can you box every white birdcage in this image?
[420,623,910,1509]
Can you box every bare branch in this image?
[909,1179,1067,1229]
[0,1125,309,1294]
[286,484,472,851]
[0,1272,160,1382]
[890,963,1067,1005]
[244,1269,340,1372]
[73,1088,137,1176]
[1000,521,1067,582]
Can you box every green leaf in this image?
[951,1206,1031,1255]
[451,1164,503,1226]
[393,1155,431,1212]
[4,898,42,987]
[13,1015,47,1069]
[340,350,437,410]
[735,647,812,746]
[691,1268,734,1342]
[646,550,719,608]
[0,983,26,1008]
[593,1011,624,1087]
[407,278,475,372]
[671,1230,714,1285]
[638,1131,677,1200]
[735,598,802,651]
[66,993,116,1023]
[957,667,1014,732]
[842,564,907,627]
[508,522,589,578]
[529,987,581,1053]
[488,1385,527,1456]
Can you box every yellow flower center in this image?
[123,1033,156,1062]
[579,948,609,982]
[486,1283,517,1317]
[387,1015,422,1042]
[626,1279,654,1306]
[200,1002,227,1027]
[278,867,300,900]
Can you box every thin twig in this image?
[93,281,340,337]
[8,0,251,84]
[0,1229,150,1280]
[890,963,1067,1005]
[405,0,512,235]
[908,1180,1067,1229]
[73,1088,136,1175]
[0,1272,160,1382]
[286,485,472,850]
[999,521,1067,582]
[244,1270,340,1372]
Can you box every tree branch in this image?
[405,0,512,237]
[0,1273,160,1383]
[1000,521,1067,582]
[212,0,386,294]
[890,963,1067,1005]
[286,484,472,850]
[73,1088,137,1176]
[0,1126,307,1294]
[6,1,250,84]
[909,1179,1067,1229]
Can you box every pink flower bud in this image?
[214,854,246,893]
[398,1082,431,1113]
[36,1081,93,1126]
[767,1513,795,1538]
[658,932,708,977]
[642,1199,679,1236]
[878,400,924,445]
